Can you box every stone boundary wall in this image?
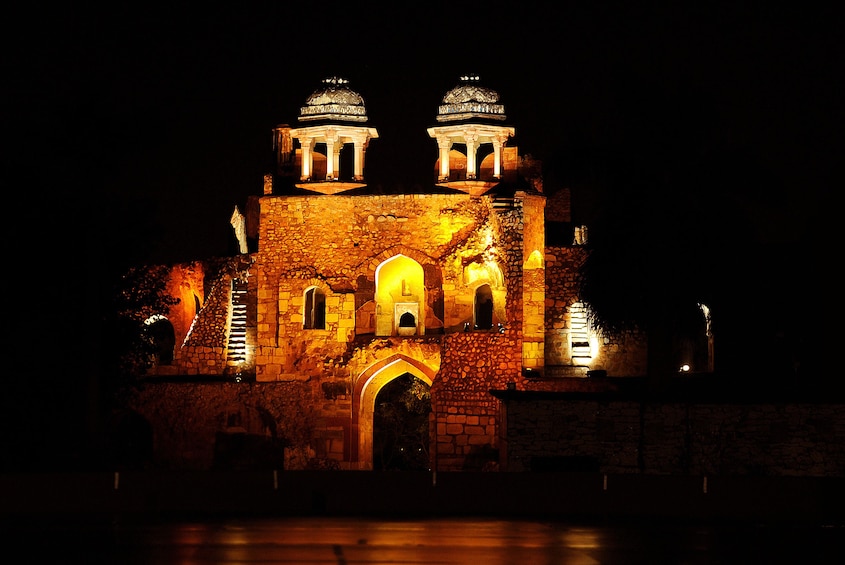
[125,381,318,470]
[124,383,845,477]
[501,394,845,477]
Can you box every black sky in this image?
[4,4,838,306]
[7,3,831,267]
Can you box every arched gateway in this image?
[352,354,436,470]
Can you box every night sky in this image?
[9,4,834,267]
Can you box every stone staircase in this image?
[569,302,592,366]
[226,277,248,367]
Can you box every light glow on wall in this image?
[375,255,425,336]
[569,302,596,367]
[524,249,543,269]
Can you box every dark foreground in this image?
[3,472,844,564]
[2,471,843,524]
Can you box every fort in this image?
[120,75,843,476]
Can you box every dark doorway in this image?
[474,284,493,329]
[373,373,431,471]
[146,318,175,365]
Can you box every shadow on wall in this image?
[212,432,286,471]
[462,444,499,471]
[105,409,154,470]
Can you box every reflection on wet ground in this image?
[7,515,844,564]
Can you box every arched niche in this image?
[374,255,425,336]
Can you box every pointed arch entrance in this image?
[352,354,435,470]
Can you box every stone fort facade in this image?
[131,75,655,472]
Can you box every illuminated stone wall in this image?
[136,186,646,471]
[146,260,229,376]
[251,192,510,382]
[520,192,546,369]
[433,332,523,471]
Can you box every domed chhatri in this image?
[427,74,515,192]
[277,76,378,194]
[437,74,507,123]
[275,74,513,196]
[299,76,369,123]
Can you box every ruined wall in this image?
[148,258,252,376]
[544,245,648,376]
[125,381,320,470]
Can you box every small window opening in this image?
[304,287,326,329]
[399,312,416,327]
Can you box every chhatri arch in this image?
[351,353,437,470]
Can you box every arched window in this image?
[474,284,494,330]
[399,312,416,328]
[304,287,326,330]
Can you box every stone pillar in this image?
[492,133,509,178]
[325,128,338,181]
[352,133,369,181]
[274,126,293,174]
[464,130,479,180]
[437,135,452,181]
[300,137,315,181]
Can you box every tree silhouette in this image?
[574,144,812,385]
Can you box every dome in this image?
[436,74,507,123]
[299,77,369,123]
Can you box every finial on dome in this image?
[323,76,350,86]
[299,76,368,123]
[436,75,506,122]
